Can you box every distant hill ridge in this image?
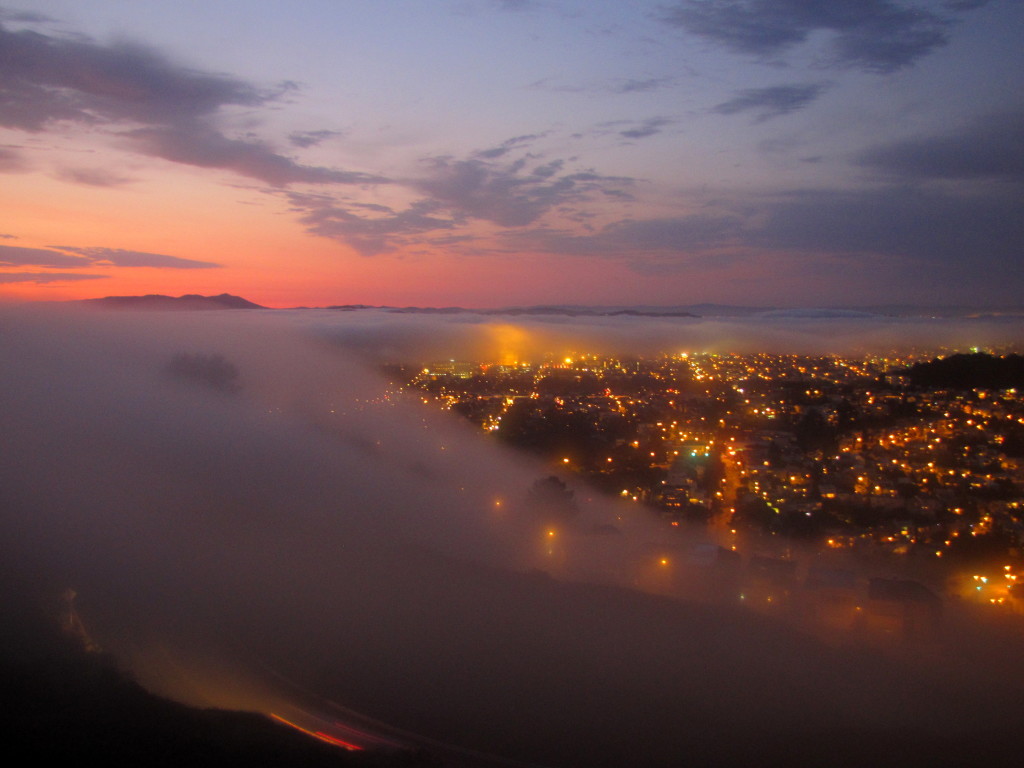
[80,296,1023,318]
[83,293,265,310]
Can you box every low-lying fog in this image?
[2,305,1023,767]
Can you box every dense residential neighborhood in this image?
[399,351,1024,620]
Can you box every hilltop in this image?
[82,293,265,310]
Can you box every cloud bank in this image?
[858,111,1024,183]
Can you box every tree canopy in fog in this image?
[166,352,241,395]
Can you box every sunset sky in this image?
[2,1,1021,308]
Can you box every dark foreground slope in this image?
[0,582,433,768]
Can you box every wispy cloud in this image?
[473,133,547,160]
[286,142,635,255]
[287,129,345,149]
[0,272,107,283]
[611,77,673,94]
[713,83,830,122]
[0,244,90,268]
[618,117,674,139]
[56,167,133,187]
[1,243,220,270]
[0,146,28,172]
[288,193,455,256]
[52,246,221,269]
[415,153,633,228]
[531,76,675,97]
[127,127,387,187]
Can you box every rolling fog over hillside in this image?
[3,305,1024,767]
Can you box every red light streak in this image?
[270,713,363,750]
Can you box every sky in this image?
[1,0,1022,308]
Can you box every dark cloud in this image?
[56,167,132,187]
[0,22,267,132]
[0,18,374,188]
[661,0,952,73]
[857,111,1024,183]
[619,116,674,139]
[713,83,829,121]
[52,246,221,269]
[0,271,107,283]
[0,244,90,267]
[127,127,387,187]
[287,129,344,149]
[0,233,15,239]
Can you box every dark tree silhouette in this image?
[907,353,1024,390]
[167,352,241,394]
[527,476,579,521]
[794,407,836,453]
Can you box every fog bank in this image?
[2,305,1023,767]
[268,308,1024,363]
